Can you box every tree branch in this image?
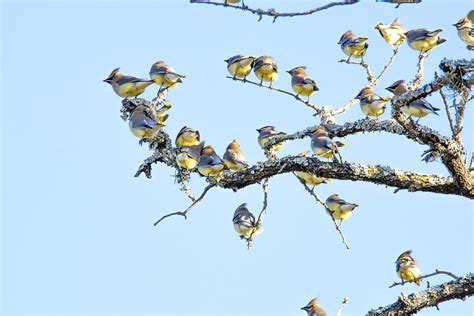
[190,0,361,22]
[246,178,269,249]
[389,269,460,288]
[367,273,474,315]
[336,297,349,316]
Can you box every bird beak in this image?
[286,70,291,74]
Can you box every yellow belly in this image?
[401,106,430,117]
[343,45,366,57]
[130,126,157,139]
[398,266,421,282]
[198,164,224,177]
[332,209,352,221]
[361,103,385,117]
[458,29,474,45]
[313,147,334,159]
[292,84,315,96]
[255,66,278,82]
[259,136,285,151]
[224,160,247,172]
[228,63,252,78]
[408,37,438,51]
[117,83,144,97]
[295,172,326,186]
[176,135,200,147]
[176,154,198,170]
[382,30,405,45]
[226,0,240,3]
[151,74,179,88]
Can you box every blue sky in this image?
[1,0,473,315]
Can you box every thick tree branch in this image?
[190,0,361,22]
[367,273,474,315]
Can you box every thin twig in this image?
[338,59,375,85]
[226,76,321,113]
[372,45,400,86]
[389,269,460,288]
[298,179,350,249]
[407,52,427,90]
[190,0,360,22]
[439,88,456,137]
[154,184,215,226]
[335,297,349,316]
[246,178,269,249]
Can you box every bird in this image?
[225,0,241,4]
[453,17,474,49]
[325,194,358,224]
[374,18,406,48]
[405,28,446,53]
[232,203,262,239]
[338,30,369,62]
[128,105,164,142]
[175,126,201,147]
[225,54,256,80]
[149,60,186,91]
[287,66,319,101]
[301,298,327,316]
[103,68,154,98]
[294,151,328,187]
[256,125,287,152]
[310,127,345,160]
[254,56,278,87]
[395,250,423,285]
[355,86,390,118]
[155,103,172,125]
[385,80,440,120]
[223,139,249,172]
[197,145,226,177]
[469,10,474,23]
[176,142,204,170]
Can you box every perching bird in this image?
[149,60,186,91]
[232,203,262,239]
[355,86,389,118]
[396,250,423,285]
[254,56,278,87]
[176,142,203,170]
[155,103,172,125]
[128,105,164,141]
[325,194,358,224]
[374,18,406,47]
[257,125,287,152]
[197,145,225,177]
[310,127,345,160]
[225,0,241,4]
[175,126,201,147]
[287,66,319,101]
[103,68,154,98]
[453,17,474,49]
[338,30,369,61]
[225,54,256,80]
[385,80,440,119]
[223,139,249,171]
[294,151,328,187]
[405,28,446,52]
[301,298,327,316]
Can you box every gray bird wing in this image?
[406,29,431,41]
[116,76,150,84]
[130,113,156,129]
[410,98,440,113]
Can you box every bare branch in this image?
[372,45,400,86]
[338,58,375,85]
[154,184,215,226]
[246,178,269,249]
[335,297,349,316]
[439,88,456,137]
[190,0,360,22]
[406,52,427,90]
[298,178,350,249]
[226,76,321,114]
[367,273,474,315]
[389,269,460,288]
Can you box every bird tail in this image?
[415,277,423,286]
[437,38,447,45]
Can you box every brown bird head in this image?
[103,67,120,84]
[201,145,216,155]
[301,298,324,313]
[287,66,307,76]
[338,30,355,44]
[385,80,407,96]
[310,126,328,138]
[355,86,374,100]
[227,139,241,149]
[374,22,383,30]
[256,125,275,133]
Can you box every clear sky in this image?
[1,0,473,315]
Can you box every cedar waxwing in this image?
[257,125,287,152]
[176,142,204,170]
[325,194,358,224]
[175,126,201,147]
[254,56,278,87]
[149,60,186,90]
[385,80,440,119]
[453,17,474,49]
[287,66,319,100]
[232,203,262,239]
[225,0,241,4]
[310,127,345,160]
[155,103,172,125]
[338,30,369,61]
[223,139,249,171]
[103,68,154,98]
[301,298,327,316]
[197,145,225,177]
[355,86,389,118]
[396,250,423,285]
[128,105,164,141]
[374,18,406,47]
[225,54,256,80]
[294,151,328,187]
[405,28,446,52]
